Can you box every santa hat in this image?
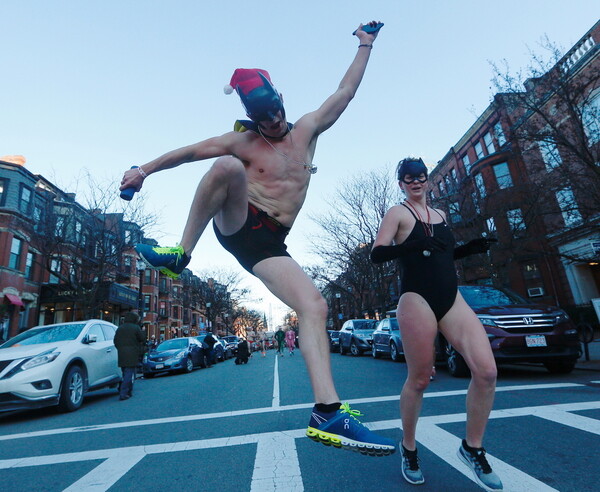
[224,68,274,96]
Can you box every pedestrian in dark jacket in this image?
[204,332,218,367]
[114,312,145,400]
[235,338,250,365]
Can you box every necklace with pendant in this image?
[258,127,318,174]
[405,200,434,257]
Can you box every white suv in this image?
[0,320,121,413]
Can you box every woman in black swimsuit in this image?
[370,158,503,491]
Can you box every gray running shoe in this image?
[401,444,425,485]
[457,440,503,491]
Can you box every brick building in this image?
[0,158,212,341]
[429,21,600,316]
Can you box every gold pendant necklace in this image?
[258,127,318,174]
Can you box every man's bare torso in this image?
[230,120,318,228]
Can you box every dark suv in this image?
[441,285,581,377]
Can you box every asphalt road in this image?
[1,348,599,492]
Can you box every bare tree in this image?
[32,171,159,318]
[490,34,600,264]
[308,166,403,316]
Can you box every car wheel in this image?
[446,344,470,377]
[390,342,403,362]
[183,356,194,373]
[372,344,380,359]
[350,340,361,356]
[144,372,155,379]
[544,359,576,374]
[58,365,85,412]
[339,341,346,355]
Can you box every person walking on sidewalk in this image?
[371,158,502,490]
[114,312,146,401]
[120,21,393,456]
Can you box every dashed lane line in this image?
[0,382,583,442]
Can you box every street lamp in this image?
[335,293,342,330]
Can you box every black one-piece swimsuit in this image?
[398,204,457,321]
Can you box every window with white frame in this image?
[445,175,452,193]
[472,192,481,214]
[450,168,457,184]
[555,187,583,226]
[507,208,526,234]
[475,173,486,197]
[75,220,82,242]
[25,252,35,279]
[474,141,485,159]
[484,132,496,154]
[493,162,513,189]
[582,89,600,145]
[438,181,444,195]
[9,237,23,270]
[19,185,32,214]
[448,201,461,223]
[49,258,61,284]
[55,216,65,237]
[486,217,496,234]
[539,139,563,170]
[462,154,471,173]
[494,122,506,146]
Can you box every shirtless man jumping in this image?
[120,21,394,456]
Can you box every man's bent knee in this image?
[211,156,245,178]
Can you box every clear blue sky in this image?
[2,1,598,326]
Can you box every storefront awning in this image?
[4,293,24,307]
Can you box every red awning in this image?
[4,294,24,307]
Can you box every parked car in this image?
[143,337,206,377]
[222,335,240,355]
[440,285,582,377]
[0,320,121,413]
[328,330,340,352]
[216,337,232,360]
[338,319,377,356]
[195,334,225,362]
[371,317,405,361]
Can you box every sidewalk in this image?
[575,337,600,372]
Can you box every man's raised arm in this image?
[310,21,383,135]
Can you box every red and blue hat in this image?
[224,68,284,122]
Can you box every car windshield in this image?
[353,320,376,331]
[389,318,399,330]
[1,323,86,347]
[459,286,526,307]
[157,338,188,351]
[330,332,340,339]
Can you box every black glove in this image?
[454,237,497,260]
[371,237,447,263]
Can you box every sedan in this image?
[371,317,404,362]
[0,320,121,413]
[338,319,377,356]
[143,337,205,377]
[195,334,225,362]
[328,330,340,353]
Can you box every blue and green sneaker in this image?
[306,402,396,456]
[135,244,190,279]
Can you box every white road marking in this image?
[416,422,559,492]
[272,353,280,409]
[1,400,599,492]
[251,432,303,491]
[0,382,583,442]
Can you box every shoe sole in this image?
[306,427,395,457]
[137,251,181,279]
[457,448,503,492]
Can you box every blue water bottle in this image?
[120,166,139,201]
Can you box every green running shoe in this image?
[135,244,190,279]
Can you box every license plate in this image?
[525,335,547,347]
[155,363,164,369]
